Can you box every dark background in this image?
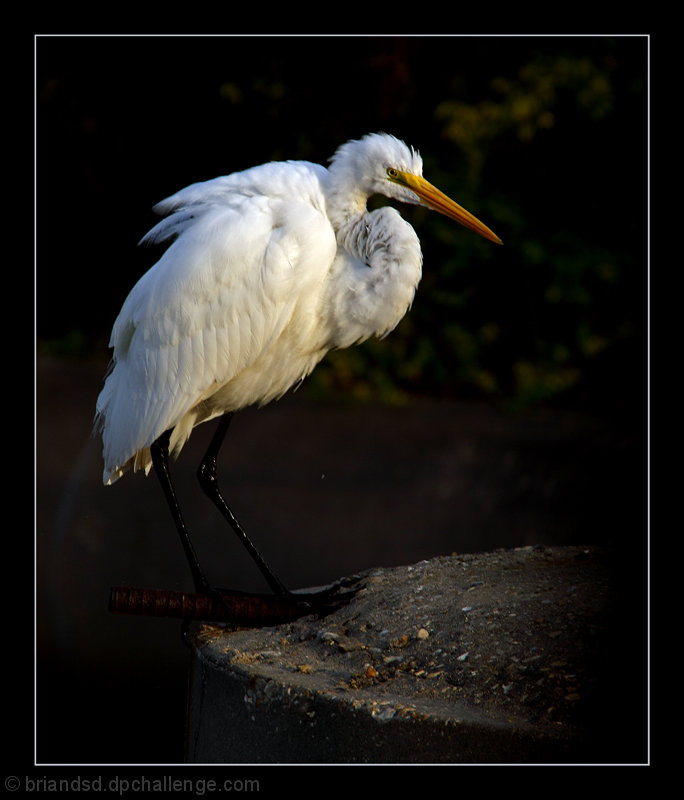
[35,35,647,764]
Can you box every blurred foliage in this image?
[36,36,647,415]
[309,45,646,414]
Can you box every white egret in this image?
[96,133,501,603]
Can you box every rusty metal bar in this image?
[108,586,309,625]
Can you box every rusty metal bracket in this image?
[108,585,311,625]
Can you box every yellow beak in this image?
[398,171,503,246]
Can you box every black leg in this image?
[150,430,210,594]
[197,413,291,598]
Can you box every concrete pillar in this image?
[185,546,646,764]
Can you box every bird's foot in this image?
[284,574,361,617]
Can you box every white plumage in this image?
[96,133,501,486]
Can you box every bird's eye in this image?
[386,167,399,180]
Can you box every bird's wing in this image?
[97,166,336,479]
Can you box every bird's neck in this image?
[323,172,370,232]
[321,206,423,350]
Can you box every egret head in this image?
[329,133,423,201]
[329,133,502,245]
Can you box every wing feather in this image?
[96,164,335,483]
